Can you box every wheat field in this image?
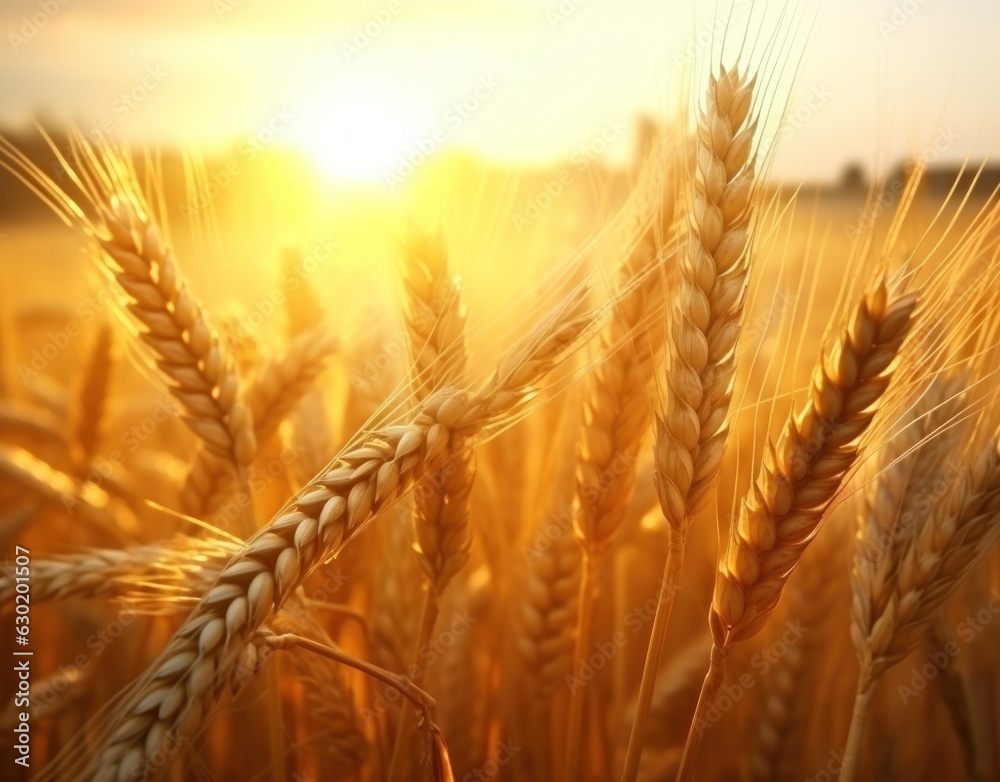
[2,4,1000,782]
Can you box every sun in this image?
[292,85,430,185]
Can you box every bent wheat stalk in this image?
[674,279,917,782]
[623,63,758,782]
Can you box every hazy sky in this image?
[1,0,998,182]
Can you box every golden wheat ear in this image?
[623,62,761,782]
[0,134,257,475]
[671,278,917,782]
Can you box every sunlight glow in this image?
[291,85,430,184]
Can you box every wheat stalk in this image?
[672,279,917,782]
[622,63,758,782]
[40,286,597,782]
[271,609,368,770]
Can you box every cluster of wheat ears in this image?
[2,53,1000,782]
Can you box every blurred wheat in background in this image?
[2,1,1000,781]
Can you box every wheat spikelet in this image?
[95,190,255,470]
[1,664,91,728]
[50,287,597,782]
[0,537,239,607]
[401,230,467,399]
[179,325,339,517]
[852,374,968,675]
[566,239,665,779]
[431,567,492,776]
[0,400,67,450]
[68,323,114,479]
[574,241,663,555]
[852,437,1000,685]
[713,280,916,648]
[372,516,422,676]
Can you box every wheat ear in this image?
[842,429,1000,782]
[48,288,595,782]
[179,325,339,520]
[390,229,477,779]
[565,241,664,779]
[68,323,114,479]
[0,401,67,451]
[674,279,917,782]
[0,537,239,608]
[1,137,256,472]
[622,64,757,782]
[518,518,581,697]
